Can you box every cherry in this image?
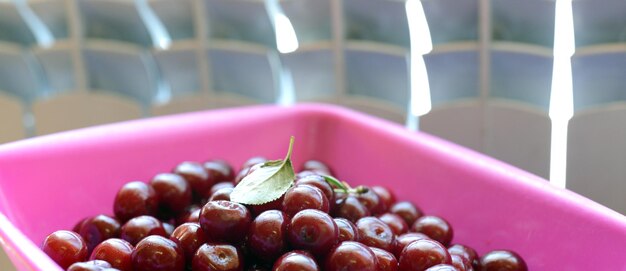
[250,196,284,217]
[163,222,175,236]
[411,216,453,247]
[392,232,431,258]
[371,247,398,271]
[287,209,338,257]
[333,218,359,242]
[425,265,457,271]
[371,186,396,213]
[170,222,208,264]
[479,250,527,271]
[205,160,235,184]
[356,189,384,215]
[209,187,233,201]
[450,254,469,271]
[302,160,332,175]
[294,174,334,206]
[356,216,395,251]
[42,230,88,269]
[207,182,235,200]
[90,238,133,271]
[78,215,121,253]
[399,239,451,271]
[73,218,90,233]
[177,205,201,224]
[389,201,422,225]
[200,200,252,244]
[448,244,478,269]
[193,243,243,271]
[67,260,113,271]
[113,181,159,222]
[120,215,167,246]
[150,173,192,216]
[174,161,211,199]
[378,213,408,235]
[132,235,185,271]
[241,156,267,170]
[282,184,329,217]
[334,195,370,223]
[325,241,377,271]
[247,210,288,262]
[272,251,319,271]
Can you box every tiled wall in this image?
[0,0,626,216]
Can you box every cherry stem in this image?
[323,175,368,195]
[285,136,295,161]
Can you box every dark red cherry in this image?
[247,210,288,262]
[192,243,243,271]
[378,213,408,235]
[479,250,527,271]
[287,209,338,257]
[206,182,235,200]
[209,187,233,201]
[392,232,431,258]
[170,222,207,264]
[302,160,332,175]
[174,161,211,199]
[113,181,158,222]
[450,254,469,271]
[150,173,192,216]
[90,238,133,271]
[411,216,453,247]
[333,218,359,242]
[177,205,201,224]
[67,260,112,271]
[371,186,396,213]
[199,200,251,244]
[325,241,377,271]
[42,230,88,269]
[334,195,370,223]
[448,244,478,269]
[295,174,334,206]
[371,247,398,271]
[78,215,121,253]
[272,251,319,271]
[357,189,384,215]
[389,201,422,226]
[282,184,329,217]
[250,196,284,217]
[120,215,167,246]
[399,239,451,271]
[132,235,184,271]
[204,160,235,183]
[425,265,457,271]
[241,156,267,170]
[356,217,395,251]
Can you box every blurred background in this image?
[0,0,625,268]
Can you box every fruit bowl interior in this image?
[0,104,625,270]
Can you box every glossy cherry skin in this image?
[42,230,88,269]
[302,160,332,175]
[73,218,90,233]
[90,238,133,271]
[120,215,167,246]
[250,196,284,217]
[356,217,395,251]
[333,218,359,242]
[392,232,431,258]
[425,265,457,271]
[132,235,185,271]
[324,241,378,271]
[371,247,398,271]
[389,201,423,226]
[334,195,370,223]
[192,243,243,271]
[151,173,192,215]
[371,186,396,213]
[287,209,338,257]
[240,156,268,171]
[448,244,478,269]
[378,213,409,235]
[282,184,330,217]
[209,187,233,201]
[78,215,121,253]
[450,254,469,271]
[174,161,211,199]
[479,250,527,271]
[200,200,252,244]
[204,160,236,184]
[411,216,453,247]
[399,239,451,271]
[207,182,235,200]
[113,181,159,222]
[272,251,319,271]
[356,189,384,215]
[247,210,288,262]
[170,222,208,264]
[67,260,112,271]
[177,205,201,224]
[294,174,334,206]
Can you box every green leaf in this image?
[230,136,296,205]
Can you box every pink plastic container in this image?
[0,104,625,270]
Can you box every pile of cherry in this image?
[42,158,527,271]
